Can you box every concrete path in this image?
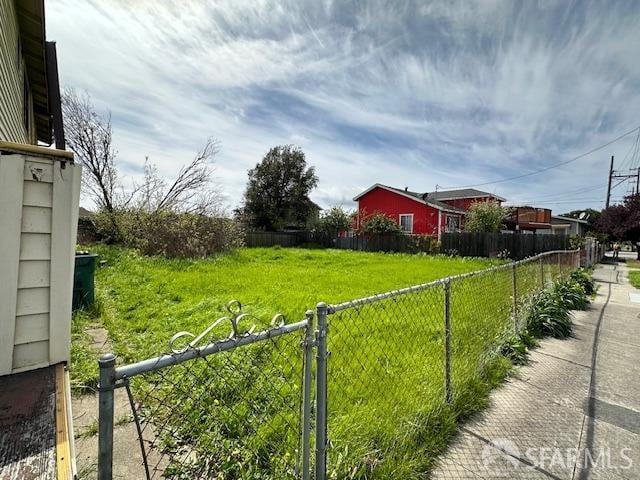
[72,328,164,479]
[431,259,640,479]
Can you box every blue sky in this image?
[46,0,640,213]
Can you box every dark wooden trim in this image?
[45,42,65,151]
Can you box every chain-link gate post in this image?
[315,302,329,480]
[443,278,452,404]
[98,353,116,480]
[301,311,315,480]
[511,263,518,331]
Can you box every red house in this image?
[353,184,506,239]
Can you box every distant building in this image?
[539,215,589,236]
[503,206,553,232]
[353,183,505,239]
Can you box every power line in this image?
[506,197,625,206]
[521,183,605,201]
[511,178,627,206]
[441,125,640,189]
[618,129,640,171]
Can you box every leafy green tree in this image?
[596,193,640,258]
[360,213,403,234]
[560,208,601,233]
[241,146,318,231]
[464,201,506,233]
[317,206,352,237]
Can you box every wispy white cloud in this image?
[46,0,640,212]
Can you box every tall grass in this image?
[74,246,553,478]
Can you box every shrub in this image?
[411,235,438,253]
[570,268,596,295]
[569,235,586,249]
[93,208,244,258]
[316,206,353,236]
[500,330,538,365]
[525,290,573,338]
[500,334,528,365]
[553,279,588,311]
[464,202,506,233]
[359,213,403,234]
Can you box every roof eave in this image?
[552,215,588,224]
[16,0,51,145]
[354,184,467,214]
[434,194,507,202]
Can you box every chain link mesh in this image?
[324,250,580,478]
[101,250,581,480]
[116,327,307,480]
[326,285,446,478]
[449,265,514,395]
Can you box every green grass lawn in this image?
[73,246,519,478]
[629,270,640,288]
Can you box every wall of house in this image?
[0,0,35,145]
[357,187,440,235]
[0,153,81,375]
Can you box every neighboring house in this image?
[503,206,553,232]
[353,184,504,239]
[538,215,588,236]
[0,0,80,477]
[426,188,506,211]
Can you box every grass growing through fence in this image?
[73,246,517,478]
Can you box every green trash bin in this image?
[73,252,98,310]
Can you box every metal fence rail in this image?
[97,304,314,480]
[97,249,591,480]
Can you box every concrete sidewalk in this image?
[431,260,640,479]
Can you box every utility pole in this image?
[606,156,614,209]
[605,156,640,207]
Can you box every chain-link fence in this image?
[320,250,580,478]
[97,304,315,480]
[97,250,584,480]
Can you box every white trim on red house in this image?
[353,183,416,202]
[353,183,466,214]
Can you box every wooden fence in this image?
[441,232,571,260]
[244,231,436,254]
[244,231,309,248]
[246,231,573,259]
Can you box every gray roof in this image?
[382,185,467,214]
[426,188,506,202]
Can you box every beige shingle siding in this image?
[0,153,81,374]
[0,0,31,144]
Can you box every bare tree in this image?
[155,138,218,212]
[133,139,219,214]
[63,88,221,216]
[62,89,118,211]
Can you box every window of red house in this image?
[399,214,413,233]
[445,215,460,232]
